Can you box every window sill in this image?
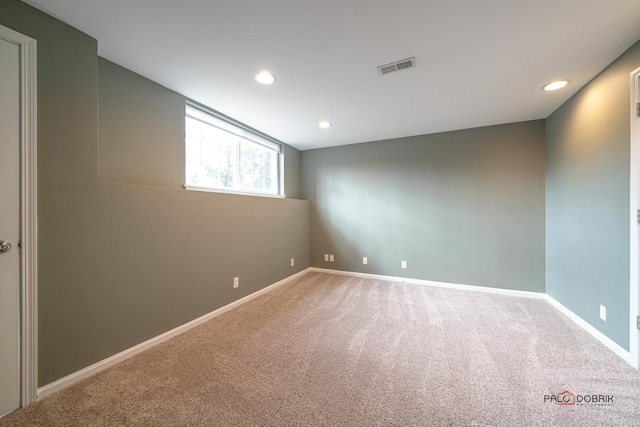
[184,184,286,199]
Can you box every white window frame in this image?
[184,102,285,198]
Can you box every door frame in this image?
[630,67,640,370]
[0,24,38,407]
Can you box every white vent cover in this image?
[377,57,416,76]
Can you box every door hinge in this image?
[637,209,640,224]
[637,103,640,117]
[637,316,640,331]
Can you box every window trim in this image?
[185,101,285,197]
[184,184,286,199]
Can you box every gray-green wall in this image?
[0,0,310,386]
[302,121,546,292]
[98,58,303,198]
[546,40,640,351]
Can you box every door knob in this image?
[0,240,12,254]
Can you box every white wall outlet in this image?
[324,254,329,262]
[600,305,606,321]
[291,258,295,267]
[329,254,335,262]
[233,277,239,289]
[401,260,407,269]
[363,257,368,265]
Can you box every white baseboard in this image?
[37,268,311,399]
[544,295,633,366]
[308,267,547,299]
[309,268,635,367]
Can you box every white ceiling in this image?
[22,0,640,150]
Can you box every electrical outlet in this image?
[363,257,368,265]
[329,254,334,262]
[291,258,295,267]
[233,277,239,289]
[401,260,407,269]
[324,254,329,262]
[600,305,606,321]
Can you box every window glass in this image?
[185,104,282,196]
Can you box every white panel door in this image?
[0,36,21,417]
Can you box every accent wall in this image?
[302,121,546,292]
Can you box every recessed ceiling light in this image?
[318,121,332,129]
[542,79,570,91]
[255,71,276,85]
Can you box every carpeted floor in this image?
[2,272,640,426]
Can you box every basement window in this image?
[185,103,284,197]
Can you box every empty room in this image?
[1,0,640,425]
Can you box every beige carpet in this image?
[2,272,640,426]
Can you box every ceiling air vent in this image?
[377,57,416,76]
